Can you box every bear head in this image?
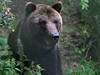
[24,1,63,41]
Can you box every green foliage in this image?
[0,15,13,27]
[61,0,80,16]
[0,58,43,75]
[0,59,19,75]
[0,35,43,75]
[0,34,9,50]
[73,24,93,59]
[67,59,100,75]
[61,0,89,10]
[0,0,43,75]
[66,42,73,47]
[81,0,89,10]
[78,25,91,38]
[0,0,16,28]
[61,0,100,74]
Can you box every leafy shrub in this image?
[60,0,100,74]
[0,34,9,50]
[0,0,14,27]
[81,0,89,10]
[0,0,43,75]
[67,59,100,75]
[0,58,43,75]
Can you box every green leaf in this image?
[0,13,3,18]
[24,67,31,71]
[84,0,89,3]
[16,61,23,66]
[36,72,41,75]
[15,68,21,72]
[0,5,2,11]
[12,20,18,29]
[8,51,13,55]
[66,42,73,47]
[0,55,9,60]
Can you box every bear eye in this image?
[53,19,58,24]
[39,18,46,25]
[39,18,47,30]
[53,20,60,29]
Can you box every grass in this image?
[67,59,100,75]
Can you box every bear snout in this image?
[51,33,59,40]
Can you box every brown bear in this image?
[8,1,63,75]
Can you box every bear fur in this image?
[8,1,63,75]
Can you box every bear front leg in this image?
[8,32,20,60]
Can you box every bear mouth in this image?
[50,33,59,40]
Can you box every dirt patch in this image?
[59,15,83,74]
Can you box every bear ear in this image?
[52,1,62,13]
[25,2,36,16]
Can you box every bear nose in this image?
[51,33,59,40]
